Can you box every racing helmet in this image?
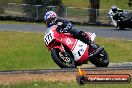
[44,11,57,26]
[111,5,117,12]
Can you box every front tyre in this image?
[51,48,76,68]
[90,49,109,67]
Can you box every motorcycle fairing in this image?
[60,37,89,63]
[72,40,89,63]
[44,25,89,63]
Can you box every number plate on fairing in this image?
[44,30,54,45]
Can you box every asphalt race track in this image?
[0,24,132,74]
[0,24,132,40]
[0,62,131,74]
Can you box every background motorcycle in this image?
[44,25,109,68]
[108,10,132,30]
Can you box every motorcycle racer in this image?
[44,11,97,49]
[109,5,123,16]
[111,5,123,13]
[108,5,123,27]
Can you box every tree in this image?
[88,0,100,24]
[52,0,64,17]
[128,0,132,7]
[0,1,4,14]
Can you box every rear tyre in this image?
[90,49,109,67]
[51,48,76,68]
[118,22,126,30]
[119,26,125,30]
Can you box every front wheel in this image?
[90,49,109,67]
[51,48,76,68]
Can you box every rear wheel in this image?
[90,49,109,67]
[118,21,126,30]
[51,48,76,68]
[119,26,125,30]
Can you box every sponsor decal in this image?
[66,38,72,45]
[76,67,131,85]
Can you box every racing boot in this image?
[79,31,98,49]
[70,29,98,49]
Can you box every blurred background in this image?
[0,0,132,24]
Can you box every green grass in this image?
[1,0,22,4]
[1,81,132,88]
[62,0,130,9]
[0,31,132,70]
[62,0,88,8]
[100,0,130,9]
[66,8,88,16]
[1,0,130,9]
[96,37,132,63]
[0,31,57,70]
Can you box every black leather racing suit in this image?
[54,18,91,45]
